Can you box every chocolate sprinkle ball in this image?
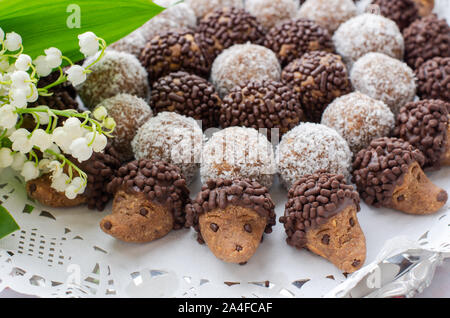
[31,71,79,111]
[79,143,122,211]
[280,172,360,249]
[352,137,426,207]
[264,19,334,67]
[219,80,306,140]
[416,57,450,102]
[185,178,276,242]
[403,14,450,69]
[107,159,190,229]
[196,7,265,65]
[150,71,222,129]
[281,51,352,122]
[393,100,449,170]
[139,30,210,83]
[371,0,420,31]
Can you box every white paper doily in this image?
[0,0,449,298]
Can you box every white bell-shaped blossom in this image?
[69,137,93,162]
[15,54,32,71]
[11,152,26,171]
[44,47,62,68]
[65,65,86,86]
[0,104,18,129]
[78,32,99,57]
[21,161,40,181]
[30,129,53,151]
[4,32,22,51]
[10,128,33,154]
[33,55,53,77]
[86,131,107,152]
[51,172,70,192]
[0,148,13,168]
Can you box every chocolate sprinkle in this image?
[139,30,210,83]
[415,57,450,102]
[393,100,449,170]
[264,19,334,67]
[219,80,306,140]
[185,178,276,243]
[280,172,360,249]
[196,7,265,65]
[78,142,122,211]
[107,159,190,229]
[281,51,352,122]
[352,137,426,208]
[372,0,419,31]
[403,14,450,69]
[150,71,222,129]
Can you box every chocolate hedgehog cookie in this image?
[26,143,122,211]
[352,137,447,215]
[186,179,276,264]
[102,159,190,243]
[280,172,366,273]
[393,100,450,170]
[415,57,450,102]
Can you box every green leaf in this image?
[0,0,165,62]
[0,205,19,239]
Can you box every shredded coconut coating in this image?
[200,127,276,188]
[78,50,150,109]
[333,13,404,68]
[139,16,183,42]
[185,0,244,19]
[131,112,204,184]
[276,123,352,189]
[210,43,281,97]
[350,52,416,114]
[245,0,299,30]
[108,30,147,58]
[321,92,395,154]
[96,94,153,162]
[154,0,197,30]
[298,0,357,34]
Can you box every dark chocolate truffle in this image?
[107,159,190,230]
[196,7,265,64]
[185,178,276,243]
[281,51,351,122]
[280,172,365,272]
[415,57,450,102]
[139,30,210,83]
[80,142,122,211]
[403,14,450,69]
[264,19,334,67]
[351,137,448,215]
[393,100,450,170]
[150,71,222,129]
[372,0,420,31]
[31,71,79,111]
[219,80,306,140]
